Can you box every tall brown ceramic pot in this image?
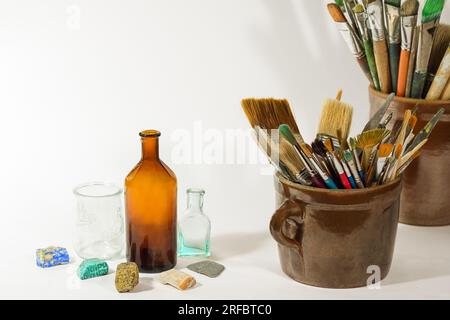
[369,87,450,226]
[270,174,402,289]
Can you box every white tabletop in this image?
[3,223,450,300]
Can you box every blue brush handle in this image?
[358,170,366,187]
[348,176,357,189]
[323,178,338,189]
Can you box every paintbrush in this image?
[385,144,403,182]
[405,108,445,153]
[349,137,366,183]
[355,128,387,171]
[395,109,412,147]
[425,24,450,96]
[399,139,428,169]
[300,143,339,189]
[397,0,420,97]
[279,140,313,186]
[322,139,353,189]
[367,0,392,93]
[254,127,297,182]
[426,31,450,99]
[241,98,302,138]
[343,0,362,39]
[353,3,381,90]
[376,143,394,177]
[411,0,446,98]
[343,150,365,188]
[317,94,353,148]
[397,149,422,175]
[363,92,395,131]
[441,78,450,99]
[279,124,327,188]
[385,0,402,91]
[328,3,374,85]
[406,27,419,97]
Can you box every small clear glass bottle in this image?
[178,188,211,257]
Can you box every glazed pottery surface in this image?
[270,174,402,289]
[369,87,450,226]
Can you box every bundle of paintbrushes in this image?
[241,91,445,189]
[328,0,450,100]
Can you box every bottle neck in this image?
[187,192,204,212]
[141,137,159,160]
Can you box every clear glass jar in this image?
[73,182,124,260]
[178,188,211,257]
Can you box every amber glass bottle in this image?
[125,130,177,273]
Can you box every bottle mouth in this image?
[139,130,161,138]
[187,188,205,195]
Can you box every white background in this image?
[1,0,449,299]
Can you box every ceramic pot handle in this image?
[270,199,303,253]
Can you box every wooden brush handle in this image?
[397,50,411,97]
[373,40,392,93]
[389,43,401,91]
[426,50,450,100]
[441,79,450,100]
[356,55,375,87]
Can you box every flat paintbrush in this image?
[318,94,353,148]
[385,0,402,91]
[367,0,392,93]
[411,0,446,98]
[328,3,374,86]
[279,124,327,189]
[397,0,420,97]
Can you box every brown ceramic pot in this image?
[369,87,450,226]
[270,174,402,289]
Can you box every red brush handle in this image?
[339,173,352,190]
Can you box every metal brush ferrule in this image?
[400,15,417,51]
[416,19,440,72]
[354,11,369,40]
[385,4,401,44]
[337,22,365,58]
[367,2,385,41]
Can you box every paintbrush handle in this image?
[441,79,450,100]
[363,39,380,91]
[411,71,427,99]
[389,42,400,91]
[356,55,375,87]
[426,49,450,100]
[373,40,392,93]
[397,50,410,97]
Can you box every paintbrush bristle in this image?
[385,0,401,7]
[327,3,347,23]
[429,24,450,75]
[279,139,304,176]
[400,0,419,16]
[318,98,353,145]
[241,98,301,135]
[323,139,334,152]
[353,3,365,14]
[422,0,446,24]
[409,115,418,130]
[355,129,387,148]
[299,144,312,158]
[394,144,403,158]
[378,144,394,157]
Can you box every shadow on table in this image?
[210,232,271,260]
[383,225,450,285]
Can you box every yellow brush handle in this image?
[427,49,450,100]
[441,80,450,100]
[373,40,392,94]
